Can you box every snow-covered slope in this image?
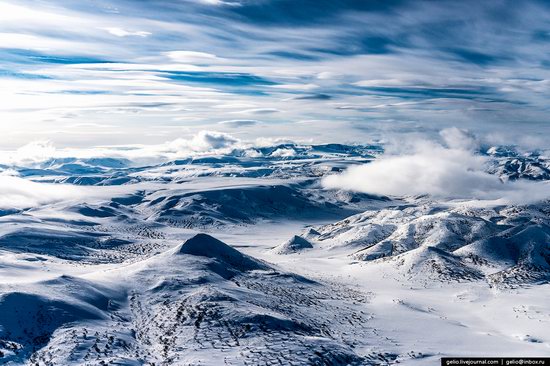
[485,146,550,181]
[270,235,314,254]
[294,201,550,289]
[1,142,549,365]
[1,234,376,365]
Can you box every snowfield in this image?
[0,143,549,365]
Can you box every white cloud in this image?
[217,119,260,127]
[0,168,20,177]
[316,71,338,80]
[167,130,239,152]
[270,148,296,158]
[353,79,407,87]
[254,137,295,147]
[234,108,280,115]
[0,32,81,52]
[164,51,220,63]
[0,175,135,209]
[0,131,242,167]
[197,0,243,6]
[13,141,57,165]
[322,128,550,205]
[439,127,478,150]
[103,27,151,37]
[1,0,550,149]
[270,84,319,91]
[0,176,83,209]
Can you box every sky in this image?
[1,0,550,149]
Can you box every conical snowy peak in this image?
[178,233,267,272]
[270,235,313,255]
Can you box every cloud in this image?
[353,79,406,87]
[164,51,220,63]
[291,94,332,100]
[218,119,261,127]
[270,148,296,158]
[12,141,57,165]
[113,130,240,158]
[322,128,550,205]
[235,108,280,115]
[1,0,550,148]
[177,130,239,151]
[250,137,293,148]
[198,0,243,6]
[439,127,478,150]
[103,27,151,37]
[0,174,138,209]
[270,83,319,91]
[0,176,101,209]
[0,131,242,167]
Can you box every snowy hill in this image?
[297,201,550,288]
[0,142,549,365]
[0,234,375,365]
[270,235,313,254]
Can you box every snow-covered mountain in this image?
[298,202,550,287]
[485,146,550,181]
[1,234,376,365]
[0,142,549,365]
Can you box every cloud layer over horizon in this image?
[0,127,549,207]
[322,128,550,205]
[1,0,550,148]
